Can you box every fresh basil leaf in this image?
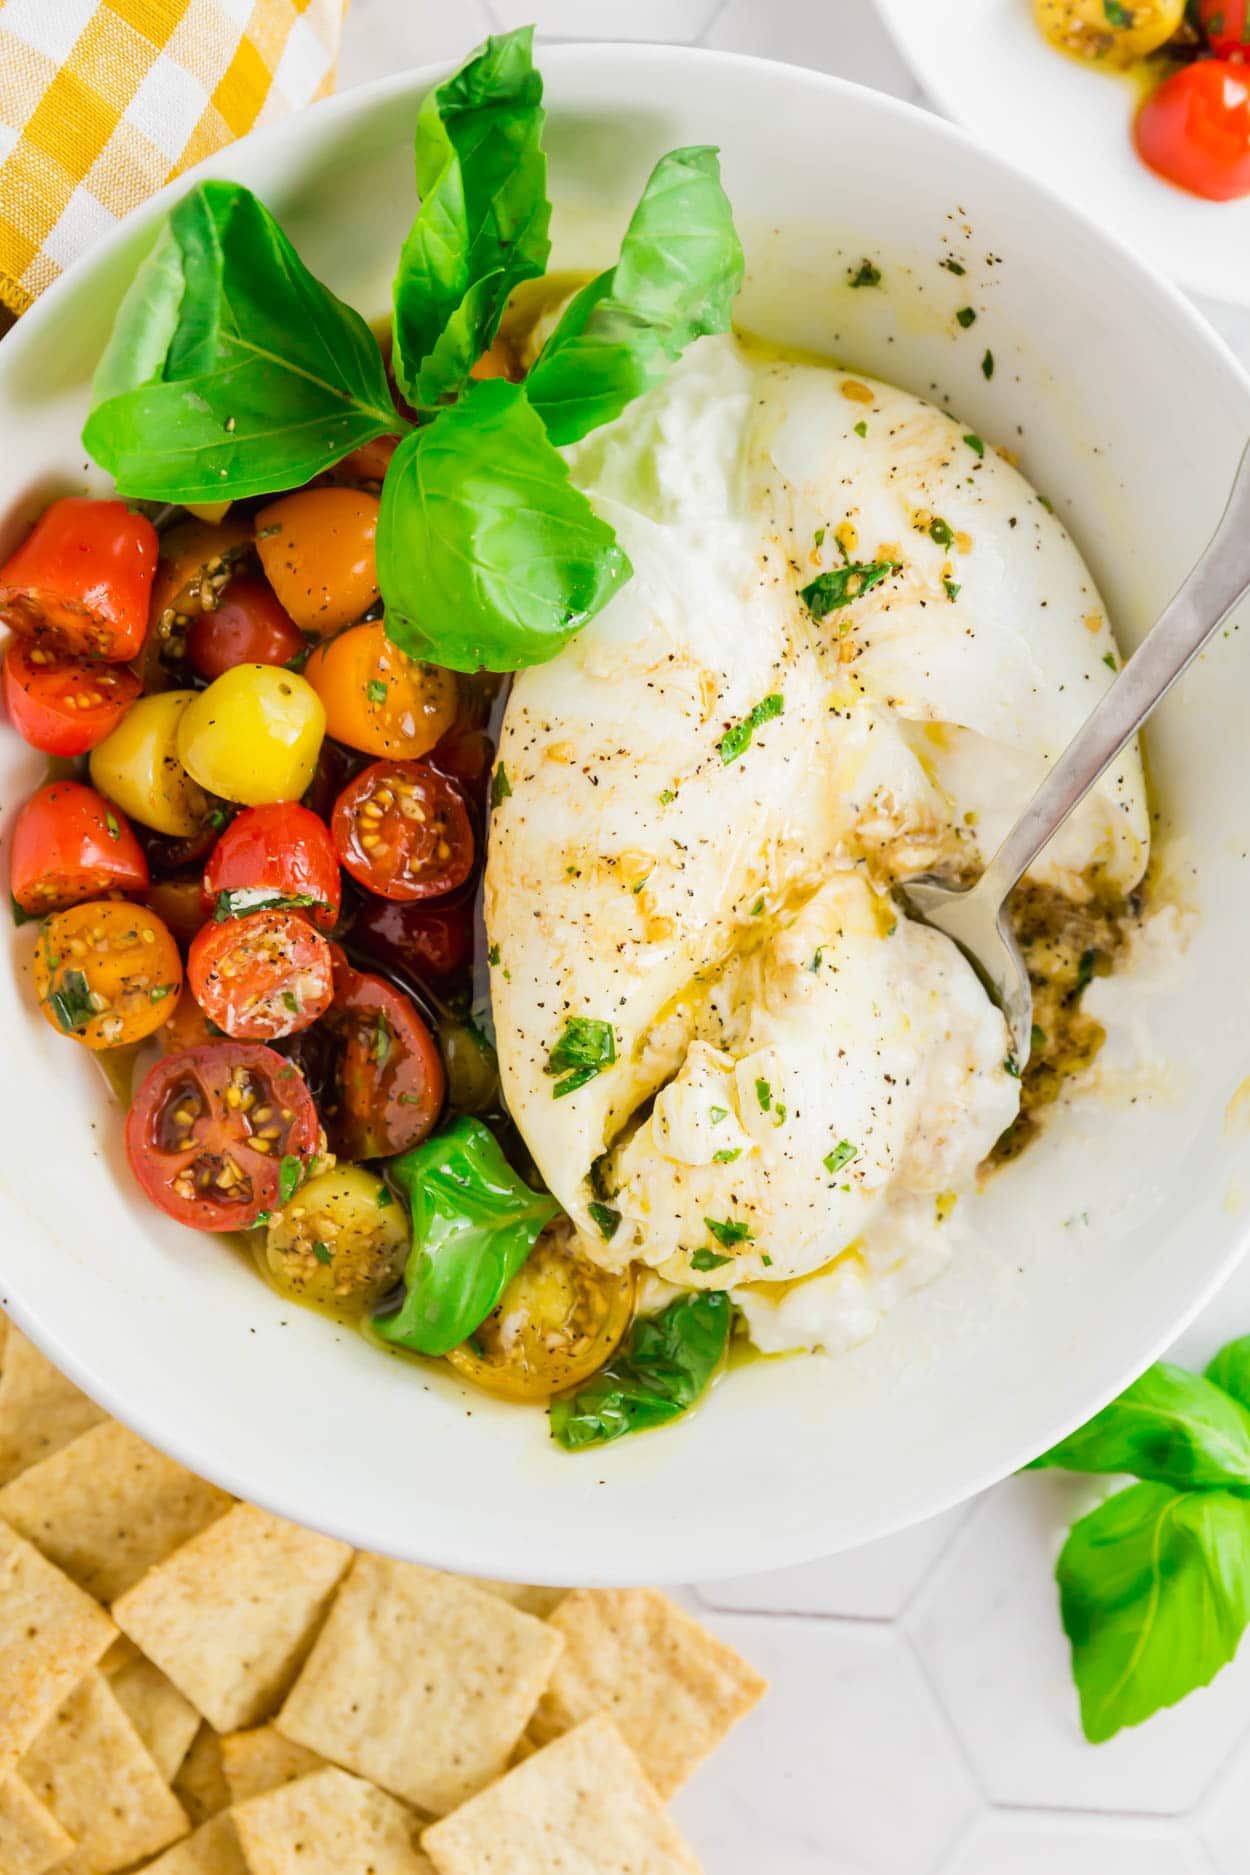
[392,27,550,409]
[84,181,398,503]
[213,889,330,923]
[799,561,894,619]
[90,222,186,406]
[1206,1336,1250,1412]
[545,1016,616,1099]
[1057,1481,1250,1741]
[47,968,96,1034]
[549,1290,731,1451]
[1027,1362,1250,1492]
[373,1116,559,1357]
[378,379,631,672]
[525,145,743,446]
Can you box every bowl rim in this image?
[2,41,1249,1580]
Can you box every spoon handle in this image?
[979,440,1250,907]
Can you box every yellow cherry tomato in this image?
[304,620,458,761]
[34,902,182,1050]
[1033,0,1184,64]
[89,690,208,837]
[254,488,380,636]
[264,1165,408,1313]
[176,665,325,806]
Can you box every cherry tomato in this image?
[1199,0,1250,57]
[289,949,444,1159]
[188,908,334,1041]
[125,1041,319,1230]
[350,892,473,983]
[445,1219,635,1403]
[144,878,210,950]
[177,666,325,807]
[263,1164,408,1311]
[1135,60,1250,200]
[470,335,519,381]
[160,985,223,1053]
[1033,0,1184,63]
[327,436,399,486]
[202,802,341,932]
[186,576,305,681]
[305,620,458,761]
[34,901,181,1049]
[254,489,380,636]
[2,640,140,756]
[90,690,210,837]
[11,781,148,914]
[0,498,157,660]
[332,759,474,902]
[148,516,253,658]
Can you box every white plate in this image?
[874,0,1250,307]
[2,47,1250,1584]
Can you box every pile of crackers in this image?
[0,1313,767,1874]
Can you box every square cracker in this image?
[467,1579,566,1619]
[133,1813,248,1875]
[18,1672,188,1874]
[0,1520,116,1777]
[0,1773,75,1875]
[171,1728,230,1828]
[421,1715,702,1875]
[0,1327,106,1485]
[112,1503,352,1733]
[103,1638,200,1783]
[276,1557,563,1816]
[220,1727,326,1805]
[0,1420,232,1602]
[232,1768,434,1875]
[531,1588,767,1799]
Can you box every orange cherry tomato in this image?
[331,759,474,902]
[11,781,148,914]
[201,802,341,932]
[148,516,254,656]
[254,489,380,636]
[186,576,305,681]
[187,908,334,1041]
[1135,61,1250,200]
[305,620,458,761]
[34,901,181,1049]
[2,638,140,755]
[0,498,157,659]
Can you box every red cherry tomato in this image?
[186,576,306,682]
[429,724,494,810]
[2,639,140,756]
[10,781,148,914]
[201,802,341,933]
[331,759,474,902]
[0,498,157,660]
[1199,0,1250,58]
[1135,61,1250,200]
[188,908,334,1041]
[351,892,473,982]
[125,1041,319,1230]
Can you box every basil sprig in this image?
[549,1290,731,1450]
[1031,1339,1250,1741]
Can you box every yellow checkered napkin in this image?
[0,0,348,317]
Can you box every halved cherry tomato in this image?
[148,516,253,658]
[445,1218,635,1403]
[188,908,334,1041]
[161,985,223,1053]
[1135,60,1250,200]
[125,1041,319,1230]
[2,640,140,756]
[186,576,305,681]
[145,877,210,950]
[332,759,474,902]
[202,802,341,932]
[0,498,157,660]
[11,781,148,914]
[1200,0,1250,58]
[254,489,380,636]
[34,901,181,1049]
[288,948,443,1158]
[305,620,458,761]
[351,892,473,983]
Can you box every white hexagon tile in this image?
[337,2,1250,1870]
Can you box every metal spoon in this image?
[896,442,1250,1066]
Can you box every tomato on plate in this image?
[187,908,334,1041]
[177,665,325,807]
[125,1040,319,1230]
[149,516,253,655]
[289,948,444,1159]
[0,498,157,659]
[144,877,210,950]
[11,781,148,914]
[186,576,305,681]
[89,690,210,838]
[304,620,458,761]
[326,435,399,487]
[1135,60,1250,200]
[332,759,474,902]
[2,640,140,756]
[254,488,380,636]
[1199,0,1250,58]
[350,892,473,983]
[34,901,181,1048]
[160,985,223,1053]
[202,802,341,932]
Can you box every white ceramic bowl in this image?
[2,48,1249,1586]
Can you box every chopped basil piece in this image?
[488,943,501,966]
[213,888,328,923]
[809,947,823,973]
[963,432,985,458]
[1076,948,1098,994]
[149,984,175,1002]
[10,894,33,928]
[853,420,867,438]
[709,1106,729,1124]
[955,306,977,329]
[278,1155,304,1204]
[849,259,881,289]
[366,679,388,704]
[941,257,966,275]
[718,693,784,765]
[929,516,954,548]
[47,968,96,1033]
[749,896,764,916]
[1038,493,1055,513]
[755,1078,771,1111]
[588,1201,621,1240]
[943,578,961,602]
[705,1215,753,1248]
[545,1015,616,1098]
[375,1012,391,1065]
[490,762,512,807]
[824,1139,858,1175]
[799,561,892,619]
[376,1186,394,1207]
[691,1248,733,1271]
[982,349,995,380]
[281,990,299,1015]
[1031,1023,1047,1051]
[105,811,120,840]
[1004,1053,1021,1078]
[252,1210,271,1227]
[814,526,826,545]
[312,1242,333,1264]
[713,1148,741,1165]
[659,788,676,805]
[1103,652,1118,672]
[1104,0,1133,23]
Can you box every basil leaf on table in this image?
[549,1290,732,1451]
[1057,1480,1250,1742]
[377,379,631,672]
[1027,1361,1250,1493]
[372,1115,559,1358]
[392,26,550,409]
[525,145,744,446]
[83,181,399,503]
